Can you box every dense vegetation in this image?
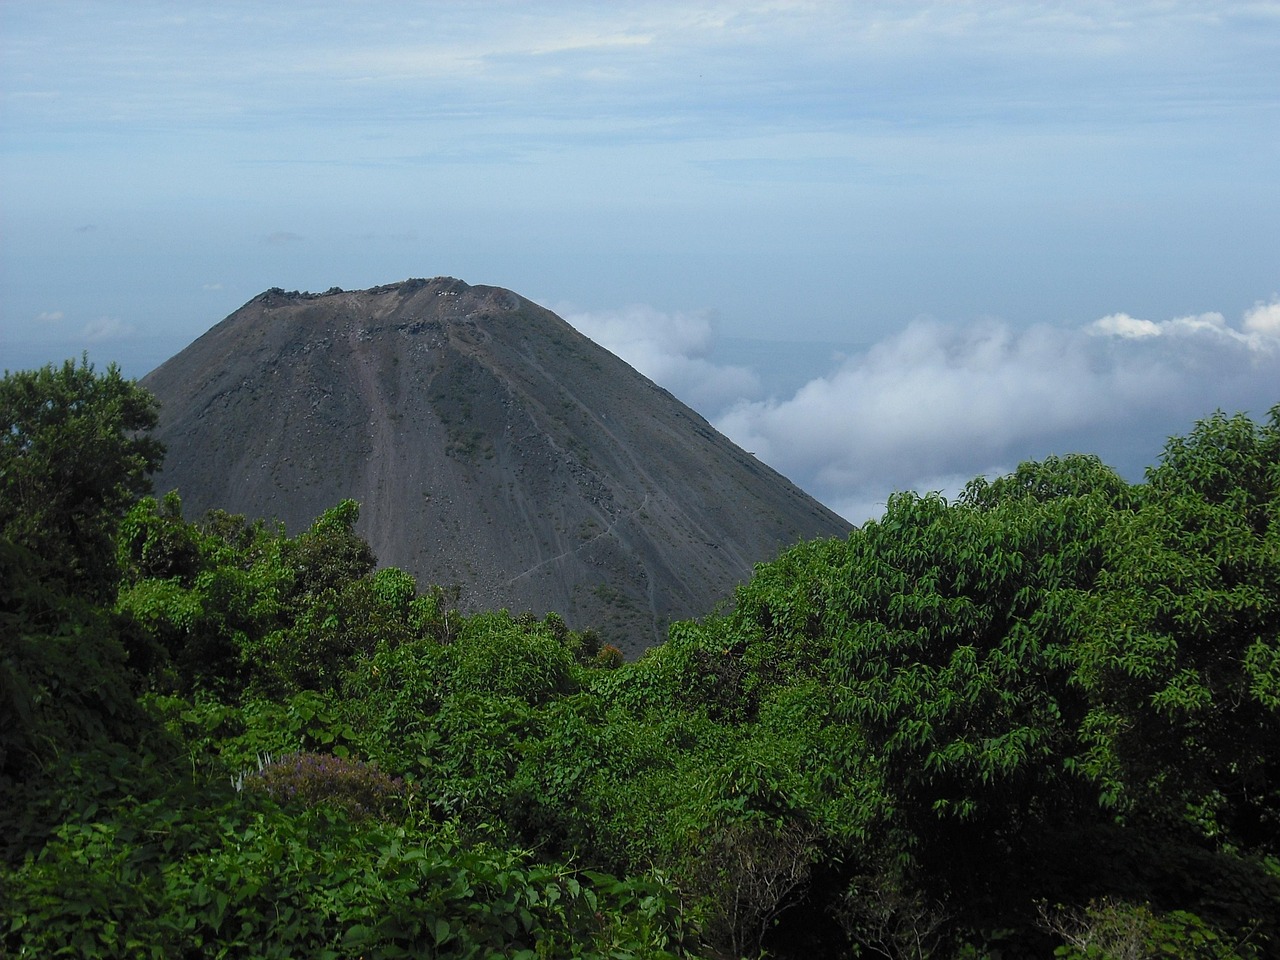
[2,358,1278,958]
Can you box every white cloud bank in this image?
[569,299,1280,524]
[561,304,761,414]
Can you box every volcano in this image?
[142,278,849,653]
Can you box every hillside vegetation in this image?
[2,358,1278,958]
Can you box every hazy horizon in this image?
[3,2,1277,521]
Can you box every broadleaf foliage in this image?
[2,360,1277,958]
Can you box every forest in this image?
[2,357,1278,959]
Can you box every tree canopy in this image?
[0,357,163,601]
[2,387,1278,959]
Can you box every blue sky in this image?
[3,1,1278,520]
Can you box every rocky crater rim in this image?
[252,277,477,303]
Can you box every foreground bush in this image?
[7,386,1279,959]
[0,791,699,959]
[241,751,409,821]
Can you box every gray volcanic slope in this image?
[142,278,850,653]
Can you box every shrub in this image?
[451,611,578,704]
[1039,898,1262,960]
[593,644,625,669]
[0,794,699,959]
[244,751,408,821]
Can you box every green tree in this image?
[0,357,163,602]
[820,486,1110,924]
[287,499,376,600]
[116,494,294,695]
[0,539,146,793]
[1076,407,1280,855]
[118,495,431,697]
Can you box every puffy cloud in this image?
[35,310,64,323]
[1244,298,1280,337]
[1089,303,1280,352]
[562,304,761,414]
[714,305,1280,523]
[560,298,1279,523]
[1089,313,1161,338]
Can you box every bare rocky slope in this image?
[142,278,850,653]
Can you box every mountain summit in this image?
[142,278,849,652]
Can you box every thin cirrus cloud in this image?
[7,3,1265,139]
[571,299,1280,524]
[81,317,136,342]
